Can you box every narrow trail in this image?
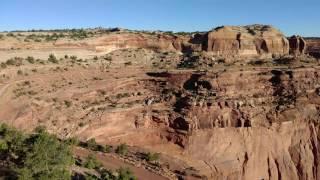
[0,83,11,98]
[0,80,31,100]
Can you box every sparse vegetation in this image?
[6,32,15,37]
[26,56,35,64]
[116,143,128,155]
[117,167,137,180]
[17,70,23,75]
[48,54,58,63]
[70,55,77,61]
[64,100,72,107]
[0,123,137,180]
[145,152,160,162]
[83,154,102,169]
[86,138,98,150]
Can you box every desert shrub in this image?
[64,100,72,107]
[115,143,128,155]
[1,63,7,69]
[17,70,23,75]
[48,54,58,63]
[83,154,101,169]
[78,122,85,127]
[65,137,79,146]
[104,145,112,153]
[6,57,23,66]
[26,56,35,64]
[93,56,99,60]
[64,55,69,59]
[117,167,137,180]
[86,138,98,150]
[0,34,4,40]
[6,59,16,66]
[70,55,77,61]
[6,32,15,37]
[145,152,160,162]
[70,29,88,40]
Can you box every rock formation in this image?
[305,37,320,58]
[204,25,290,57]
[92,25,291,58]
[1,24,300,60]
[289,35,306,56]
[146,68,320,179]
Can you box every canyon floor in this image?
[0,28,320,180]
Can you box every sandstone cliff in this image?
[204,25,290,57]
[305,37,320,58]
[289,35,306,55]
[88,25,292,58]
[0,24,306,60]
[145,68,320,179]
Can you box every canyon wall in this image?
[144,67,320,179]
[1,25,308,59]
[89,25,292,58]
[305,38,320,58]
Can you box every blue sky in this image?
[0,0,319,36]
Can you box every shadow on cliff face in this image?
[269,70,297,111]
[183,74,212,92]
[146,72,171,78]
[171,117,189,131]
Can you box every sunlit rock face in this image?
[203,25,290,57]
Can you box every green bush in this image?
[0,123,74,180]
[104,145,112,153]
[146,152,160,162]
[65,137,79,146]
[115,143,128,155]
[17,131,74,179]
[83,154,101,169]
[86,138,98,150]
[117,167,137,180]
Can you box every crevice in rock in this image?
[275,159,282,180]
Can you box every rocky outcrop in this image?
[289,35,306,56]
[145,67,320,179]
[1,24,299,60]
[305,37,320,58]
[92,25,290,58]
[204,25,290,57]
